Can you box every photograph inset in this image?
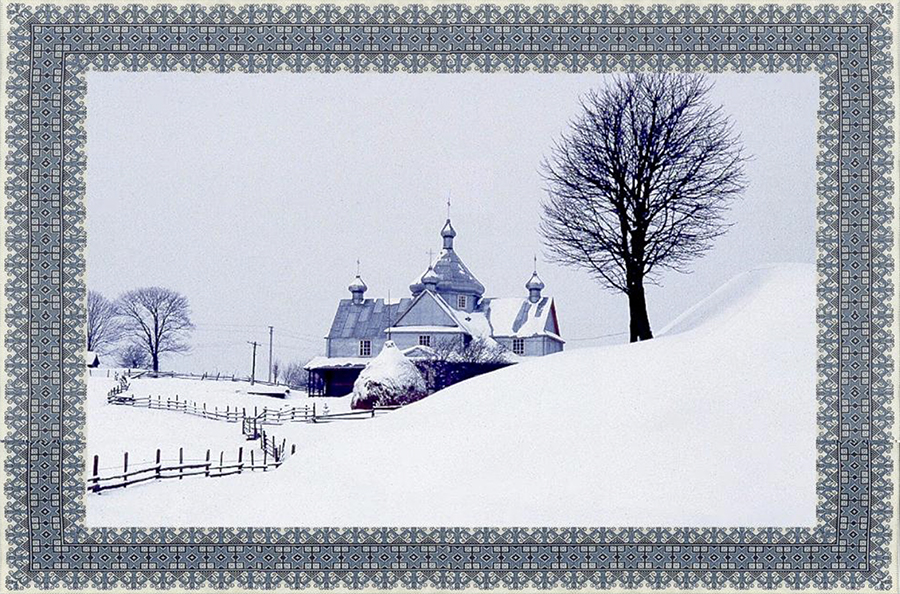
[84,71,819,527]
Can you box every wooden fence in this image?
[123,369,305,391]
[108,392,399,427]
[87,442,296,493]
[107,393,324,425]
[91,378,400,493]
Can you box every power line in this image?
[565,331,629,342]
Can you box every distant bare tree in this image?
[272,359,281,384]
[87,290,121,354]
[117,343,150,369]
[116,287,194,373]
[541,73,747,342]
[431,336,510,365]
[281,361,308,388]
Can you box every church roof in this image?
[481,296,561,340]
[386,290,562,342]
[410,218,485,296]
[326,297,412,340]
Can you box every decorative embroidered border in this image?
[2,2,895,591]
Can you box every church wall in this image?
[388,332,465,352]
[327,337,380,358]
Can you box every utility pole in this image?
[267,326,274,383]
[247,341,259,385]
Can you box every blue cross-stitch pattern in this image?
[2,3,895,591]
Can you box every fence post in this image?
[179,447,184,480]
[91,455,99,492]
[205,449,211,477]
[291,444,296,456]
[123,452,128,487]
[219,451,224,476]
[156,449,161,480]
[250,449,254,470]
[312,403,316,424]
[238,447,243,473]
[263,448,268,470]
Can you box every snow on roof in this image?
[482,296,559,339]
[304,356,368,370]
[387,326,467,334]
[409,248,485,296]
[401,345,437,360]
[85,351,100,366]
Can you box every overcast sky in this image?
[86,71,818,375]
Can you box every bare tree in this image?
[117,343,150,370]
[272,359,281,384]
[431,336,511,365]
[116,287,194,373]
[418,336,512,392]
[281,361,308,389]
[87,290,121,354]
[541,73,747,342]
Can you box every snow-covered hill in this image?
[88,263,818,528]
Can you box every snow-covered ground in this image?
[87,263,817,528]
[86,375,351,472]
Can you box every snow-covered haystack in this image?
[351,341,427,409]
[88,264,818,528]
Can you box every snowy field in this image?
[87,263,817,528]
[86,375,351,474]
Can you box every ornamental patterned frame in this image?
[1,2,895,591]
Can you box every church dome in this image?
[348,275,367,293]
[526,271,545,291]
[441,219,457,239]
[422,266,440,286]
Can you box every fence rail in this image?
[87,442,297,493]
[92,375,400,493]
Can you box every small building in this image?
[305,218,564,396]
[85,351,100,368]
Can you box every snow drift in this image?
[88,263,818,528]
[351,341,427,409]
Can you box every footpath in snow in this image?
[87,263,818,528]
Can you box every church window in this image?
[512,338,525,355]
[419,335,431,347]
[359,340,371,357]
[457,295,467,309]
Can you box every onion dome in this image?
[526,271,545,303]
[441,219,457,249]
[422,266,440,289]
[349,274,367,304]
[526,271,545,291]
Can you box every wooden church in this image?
[305,218,564,396]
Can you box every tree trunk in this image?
[627,280,654,343]
[152,353,159,373]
